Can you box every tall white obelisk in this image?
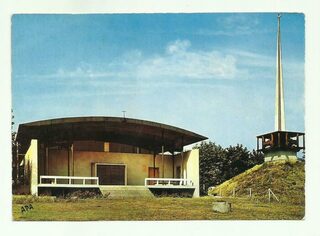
[275,14,286,131]
[256,14,305,162]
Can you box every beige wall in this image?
[28,142,200,197]
[76,151,174,186]
[173,149,200,197]
[265,150,297,162]
[48,149,69,175]
[45,150,175,186]
[24,139,38,195]
[185,149,200,197]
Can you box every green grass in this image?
[13,161,305,221]
[209,161,305,205]
[13,196,304,221]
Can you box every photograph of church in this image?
[11,12,306,221]
[16,116,206,197]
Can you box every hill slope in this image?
[208,161,305,204]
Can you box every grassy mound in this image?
[208,160,305,204]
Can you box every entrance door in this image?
[148,167,159,178]
[148,167,159,185]
[97,164,125,185]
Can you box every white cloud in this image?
[18,39,243,80]
[217,14,260,35]
[136,40,241,79]
[166,39,190,54]
[229,50,273,68]
[197,15,264,37]
[16,38,303,83]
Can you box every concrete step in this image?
[99,186,154,199]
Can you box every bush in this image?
[62,190,107,200]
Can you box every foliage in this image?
[194,141,264,195]
[152,190,193,198]
[12,109,18,185]
[63,190,106,200]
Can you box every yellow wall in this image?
[27,142,200,197]
[185,149,200,197]
[48,149,69,176]
[173,149,200,197]
[24,139,38,195]
[46,150,175,186]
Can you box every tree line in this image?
[193,141,264,195]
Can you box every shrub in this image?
[62,190,106,200]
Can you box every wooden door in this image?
[148,167,159,185]
[148,167,159,178]
[97,164,125,185]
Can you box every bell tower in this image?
[256,14,305,162]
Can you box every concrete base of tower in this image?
[264,150,298,162]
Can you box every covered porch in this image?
[34,145,199,197]
[38,175,194,189]
[16,117,207,197]
[37,175,196,198]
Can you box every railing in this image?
[144,178,193,187]
[39,175,99,187]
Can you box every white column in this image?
[30,139,38,196]
[275,14,286,131]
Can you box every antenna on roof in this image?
[122,111,126,119]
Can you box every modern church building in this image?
[15,116,207,197]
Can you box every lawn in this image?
[12,196,304,221]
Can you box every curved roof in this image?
[17,116,207,152]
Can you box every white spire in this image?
[275,14,286,131]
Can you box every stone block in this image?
[212,201,231,213]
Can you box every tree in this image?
[12,109,17,185]
[225,144,251,180]
[12,109,21,186]
[249,149,265,165]
[194,141,264,195]
[195,141,226,195]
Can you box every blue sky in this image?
[12,13,305,150]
